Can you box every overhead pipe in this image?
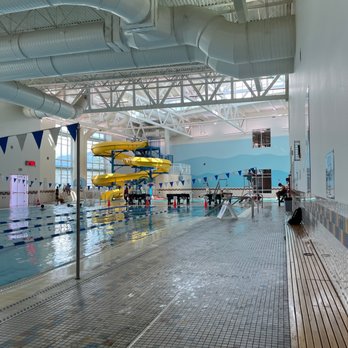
[23,94,88,119]
[0,81,85,119]
[0,0,151,24]
[0,23,111,63]
[130,6,295,65]
[0,46,293,82]
[208,57,294,79]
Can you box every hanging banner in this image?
[0,137,8,154]
[49,183,52,188]
[159,183,163,188]
[32,130,44,149]
[67,123,78,141]
[181,180,185,185]
[238,170,242,176]
[170,182,173,187]
[49,127,61,146]
[39,182,42,186]
[6,177,9,181]
[192,178,196,184]
[225,173,230,178]
[214,175,219,180]
[16,134,27,151]
[13,178,16,183]
[203,177,207,182]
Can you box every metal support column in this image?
[76,123,81,280]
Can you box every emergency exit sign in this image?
[25,160,36,166]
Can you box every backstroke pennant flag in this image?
[238,170,242,176]
[32,130,44,149]
[67,123,78,141]
[16,134,27,151]
[214,175,219,180]
[0,137,8,154]
[225,173,230,178]
[49,127,61,146]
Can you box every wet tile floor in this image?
[0,203,291,348]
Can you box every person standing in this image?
[55,186,60,205]
[124,184,129,204]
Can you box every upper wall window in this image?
[252,128,271,148]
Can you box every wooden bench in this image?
[285,223,348,348]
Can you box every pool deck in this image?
[0,203,346,347]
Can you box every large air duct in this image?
[0,23,111,63]
[0,46,293,82]
[23,94,88,119]
[0,0,151,24]
[0,82,85,119]
[130,6,295,65]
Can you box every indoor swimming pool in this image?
[0,202,237,288]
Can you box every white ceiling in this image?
[0,0,294,139]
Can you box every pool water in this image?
[0,203,218,287]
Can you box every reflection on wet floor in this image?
[0,203,218,287]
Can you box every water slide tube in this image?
[91,141,171,200]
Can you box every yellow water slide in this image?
[91,141,171,200]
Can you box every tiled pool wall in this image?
[292,191,348,248]
[292,191,348,310]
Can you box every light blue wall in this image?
[171,136,290,188]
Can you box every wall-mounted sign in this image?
[326,150,335,199]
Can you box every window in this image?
[252,128,271,148]
[55,126,73,187]
[87,132,110,186]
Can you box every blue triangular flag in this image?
[67,123,78,141]
[159,183,163,188]
[225,173,230,178]
[214,175,218,180]
[170,182,173,187]
[39,182,42,186]
[30,181,34,185]
[32,130,44,149]
[59,184,62,188]
[88,186,90,190]
[22,180,25,183]
[203,177,207,182]
[192,178,196,184]
[0,137,8,154]
[14,178,16,183]
[6,176,9,181]
[181,180,185,185]
[238,170,242,176]
[49,183,52,188]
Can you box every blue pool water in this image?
[0,202,222,287]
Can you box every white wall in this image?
[289,0,348,203]
[171,116,288,145]
[0,102,55,199]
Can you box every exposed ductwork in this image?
[126,7,295,65]
[23,94,88,119]
[0,1,296,119]
[0,23,111,63]
[0,81,87,119]
[0,0,152,24]
[0,46,293,82]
